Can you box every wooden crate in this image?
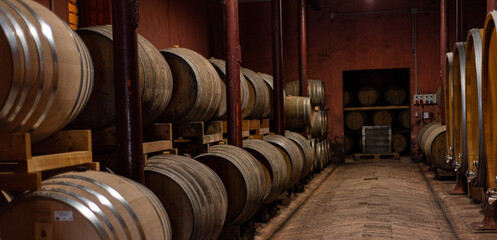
[0,130,98,191]
[223,120,250,138]
[173,121,223,144]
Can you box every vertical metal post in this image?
[112,0,145,183]
[272,0,285,135]
[440,0,447,125]
[298,0,308,97]
[225,0,243,147]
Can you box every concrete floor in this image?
[256,158,464,239]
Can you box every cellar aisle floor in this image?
[255,158,477,240]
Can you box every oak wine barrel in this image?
[145,155,227,240]
[465,29,486,187]
[285,96,313,130]
[0,0,93,142]
[243,139,288,204]
[399,110,411,128]
[209,58,250,120]
[286,132,315,179]
[384,85,407,105]
[284,79,326,106]
[345,111,367,131]
[445,52,455,160]
[344,135,354,154]
[194,145,265,225]
[69,25,171,130]
[357,86,378,106]
[371,110,394,126]
[453,42,468,174]
[258,73,275,118]
[0,171,172,239]
[422,125,452,171]
[391,133,408,153]
[241,68,270,119]
[264,134,305,187]
[159,46,222,123]
[419,122,441,153]
[343,88,352,107]
[482,12,497,191]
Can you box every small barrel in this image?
[343,88,352,107]
[344,135,354,154]
[285,96,313,130]
[194,145,265,225]
[399,110,411,128]
[0,0,93,142]
[420,122,442,155]
[357,86,378,106]
[384,85,407,105]
[264,135,305,188]
[145,155,227,240]
[345,111,367,131]
[445,52,455,159]
[241,68,270,119]
[417,121,439,149]
[0,171,172,239]
[258,73,276,118]
[70,25,172,130]
[372,110,394,126]
[286,132,315,179]
[284,80,326,106]
[243,139,288,204]
[392,133,408,153]
[159,46,222,123]
[423,125,452,171]
[466,29,485,186]
[209,59,250,120]
[482,12,497,191]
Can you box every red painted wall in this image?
[239,0,485,159]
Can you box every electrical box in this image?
[413,94,421,105]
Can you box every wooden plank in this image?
[29,151,93,172]
[144,123,173,141]
[258,128,270,135]
[0,132,31,162]
[92,126,117,149]
[33,130,91,154]
[0,172,41,191]
[206,121,223,135]
[143,140,173,154]
[249,119,260,131]
[174,121,204,138]
[202,133,223,144]
[344,105,410,111]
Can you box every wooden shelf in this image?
[344,105,410,111]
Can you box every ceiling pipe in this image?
[299,0,308,97]
[272,0,285,135]
[225,0,243,147]
[111,0,145,183]
[440,0,447,125]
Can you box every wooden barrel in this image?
[286,132,315,179]
[445,52,455,160]
[392,133,408,153]
[69,25,171,130]
[258,73,275,118]
[482,12,497,191]
[465,29,486,187]
[285,96,313,130]
[264,135,305,187]
[399,110,411,128]
[145,155,227,240]
[313,140,323,170]
[423,125,452,171]
[384,85,407,105]
[209,59,250,120]
[419,122,441,153]
[0,0,93,142]
[453,42,467,174]
[243,139,288,204]
[357,86,378,106]
[343,88,352,106]
[284,79,326,106]
[344,135,354,154]
[241,68,270,119]
[372,110,394,126]
[311,110,328,138]
[345,111,367,131]
[0,171,172,239]
[159,46,222,123]
[0,191,12,210]
[194,145,265,225]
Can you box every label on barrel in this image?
[54,211,73,221]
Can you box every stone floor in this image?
[256,159,460,239]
